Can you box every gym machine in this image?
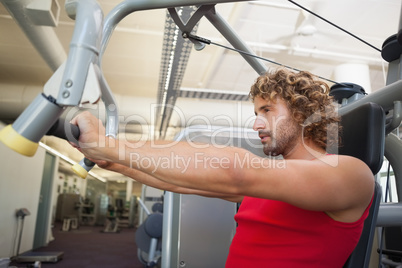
[0,0,402,267]
[136,196,164,267]
[12,208,63,264]
[0,0,256,178]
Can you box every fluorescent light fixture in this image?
[87,170,107,183]
[39,142,107,183]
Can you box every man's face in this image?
[253,96,301,156]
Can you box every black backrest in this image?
[332,102,385,268]
[329,102,385,174]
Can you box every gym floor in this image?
[10,223,144,268]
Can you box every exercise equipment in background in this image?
[12,208,63,264]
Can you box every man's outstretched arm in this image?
[71,111,374,221]
[93,159,243,203]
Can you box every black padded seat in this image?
[328,102,385,174]
[329,102,385,268]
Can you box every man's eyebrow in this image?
[255,104,272,115]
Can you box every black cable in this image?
[287,0,382,53]
[211,41,304,74]
[185,1,383,87]
[186,33,341,85]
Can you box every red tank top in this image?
[225,197,371,267]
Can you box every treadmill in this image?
[13,208,63,263]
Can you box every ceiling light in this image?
[39,142,107,183]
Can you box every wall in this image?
[0,124,46,258]
[54,172,86,197]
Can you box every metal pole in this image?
[338,79,402,116]
[100,0,252,57]
[204,10,267,75]
[15,216,25,257]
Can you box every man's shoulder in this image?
[320,154,370,168]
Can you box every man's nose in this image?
[253,116,266,131]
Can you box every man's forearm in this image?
[98,139,258,198]
[101,160,242,202]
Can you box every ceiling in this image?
[0,0,400,181]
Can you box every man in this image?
[71,68,374,267]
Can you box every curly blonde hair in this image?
[249,68,340,150]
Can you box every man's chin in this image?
[262,146,279,157]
